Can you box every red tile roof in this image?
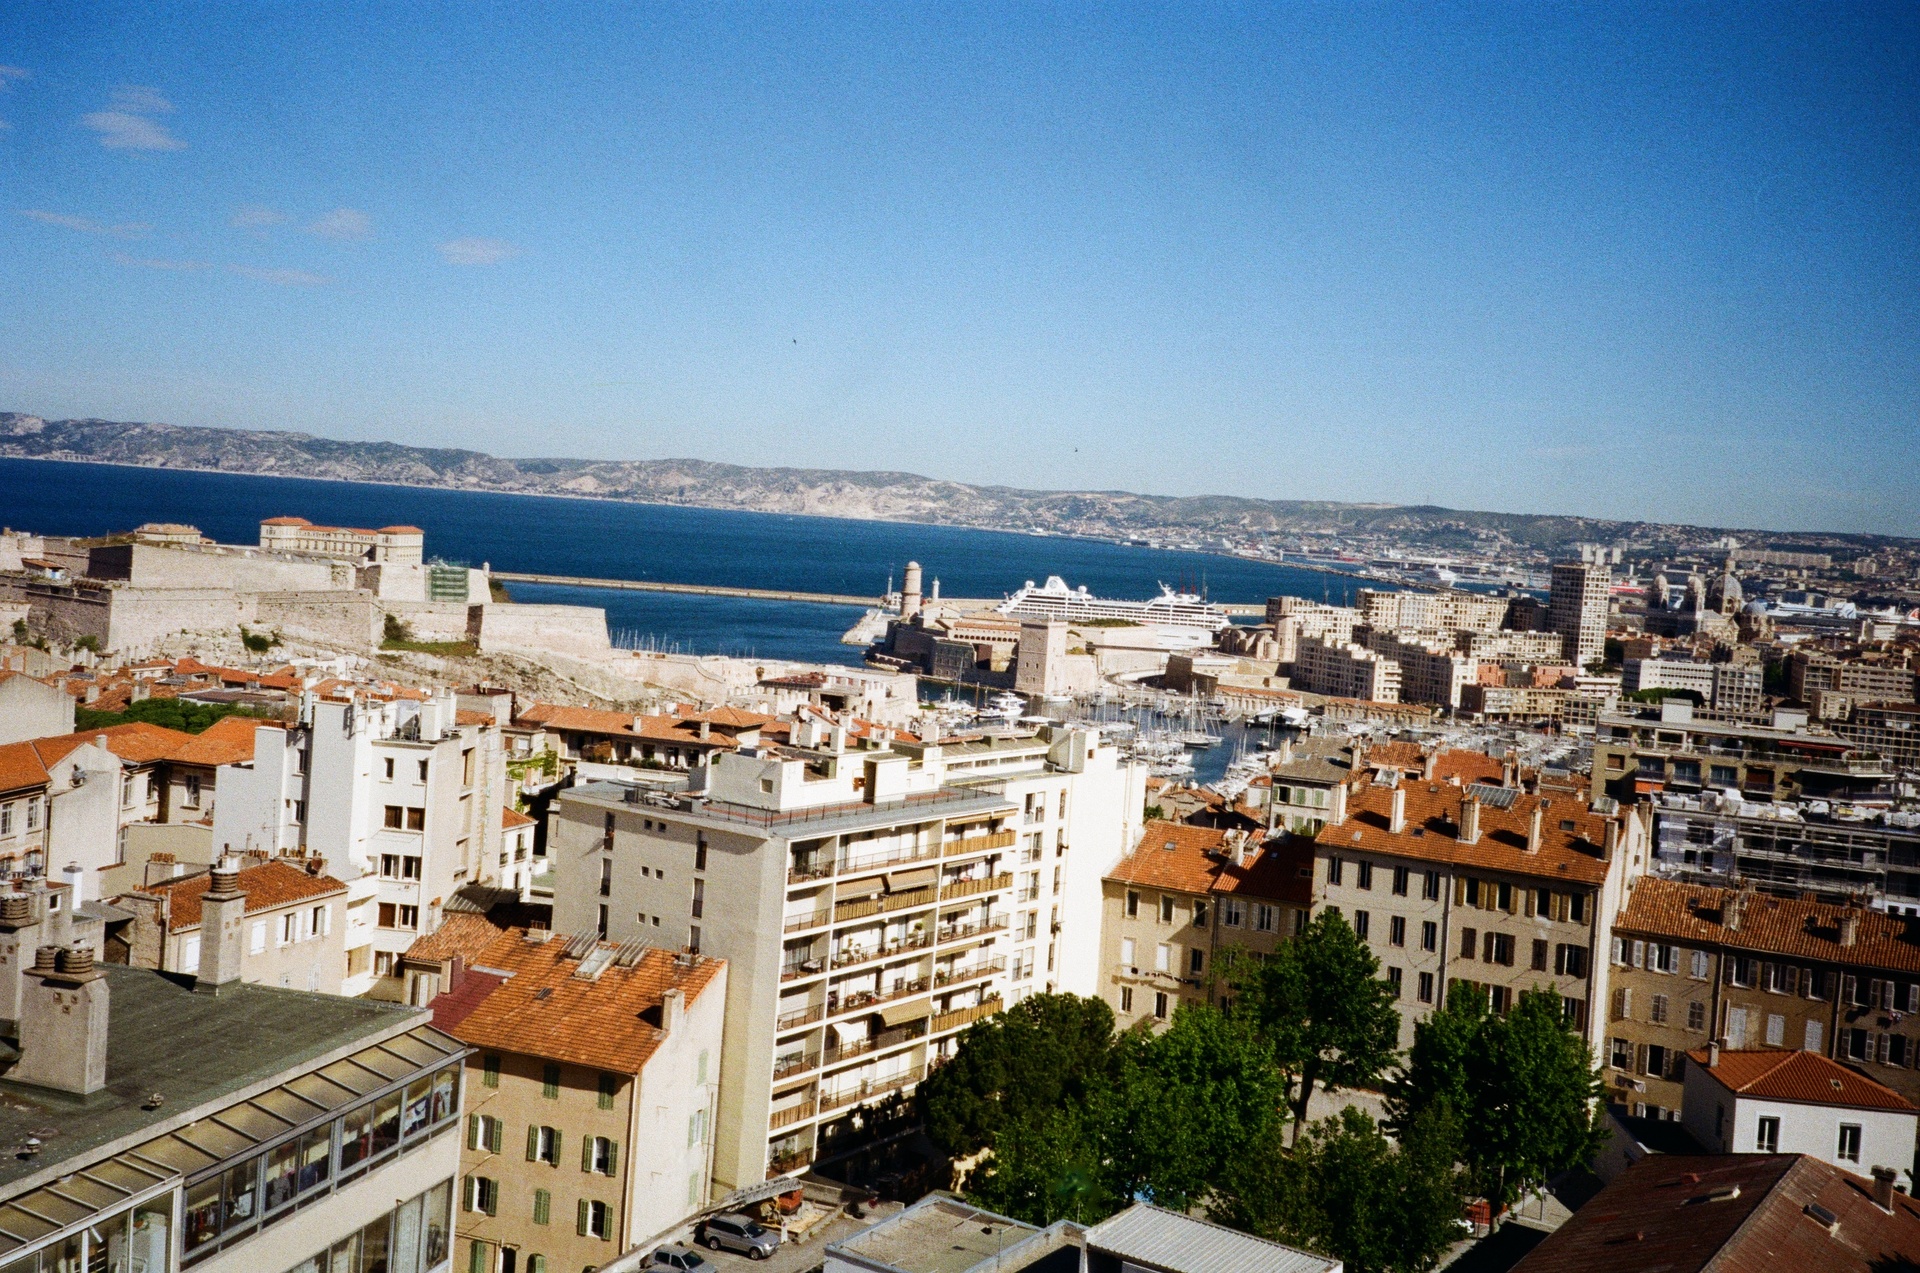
[169,715,263,766]
[502,807,536,828]
[33,722,197,767]
[424,928,725,1073]
[1687,1048,1915,1113]
[515,702,735,747]
[429,970,507,1034]
[1315,780,1617,886]
[135,859,346,931]
[1617,877,1920,975]
[1107,820,1311,905]
[1512,1153,1920,1273]
[0,742,52,796]
[403,912,513,964]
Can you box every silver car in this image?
[698,1213,781,1260]
[650,1245,711,1271]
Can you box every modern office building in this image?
[1548,560,1611,669]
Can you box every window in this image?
[1460,927,1478,960]
[1153,992,1168,1020]
[1689,1001,1707,1031]
[599,858,612,897]
[1327,857,1343,886]
[1155,943,1170,973]
[1392,865,1409,896]
[1644,1044,1669,1078]
[542,1063,560,1099]
[464,1176,498,1216]
[1421,920,1437,952]
[383,757,395,780]
[1255,904,1275,933]
[407,807,425,831]
[1556,944,1589,978]
[282,912,300,945]
[1690,950,1710,980]
[1120,986,1134,1013]
[695,837,708,871]
[1569,893,1588,923]
[1485,932,1513,966]
[1159,895,1174,924]
[1837,1123,1862,1164]
[1765,1013,1785,1047]
[1531,939,1548,972]
[1189,948,1204,975]
[469,1114,505,1154]
[1389,916,1407,947]
[1386,966,1402,997]
[529,1125,560,1165]
[1126,890,1139,918]
[1120,937,1136,969]
[580,1199,611,1240]
[312,904,327,936]
[1756,1116,1780,1153]
[1805,1019,1824,1052]
[1223,899,1243,927]
[385,805,404,829]
[1192,900,1208,927]
[1610,1037,1631,1069]
[418,759,430,782]
[1422,870,1440,901]
[1353,910,1370,941]
[1356,861,1373,890]
[1650,994,1668,1024]
[482,1055,500,1087]
[598,1072,617,1110]
[533,1188,551,1225]
[1417,971,1435,1003]
[585,1136,618,1175]
[250,919,267,954]
[687,1110,707,1146]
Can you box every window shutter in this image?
[468,1239,486,1273]
[1632,940,1644,967]
[468,1114,481,1151]
[582,1136,594,1172]
[484,1179,497,1217]
[529,1258,547,1273]
[533,1188,550,1226]
[552,1129,563,1164]
[482,1055,500,1088]
[488,1118,503,1154]
[607,1140,620,1176]
[462,1175,475,1212]
[1612,936,1624,965]
[527,1124,539,1161]
[577,1198,590,1236]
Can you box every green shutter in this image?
[606,1140,619,1176]
[488,1118,503,1154]
[484,1179,497,1217]
[543,1063,560,1098]
[468,1239,487,1273]
[577,1198,590,1236]
[482,1055,500,1088]
[462,1175,475,1213]
[529,1258,546,1273]
[551,1129,563,1165]
[527,1124,539,1161]
[598,1072,616,1110]
[581,1136,593,1172]
[533,1187,551,1226]
[467,1114,481,1151]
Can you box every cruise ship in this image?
[996,576,1231,633]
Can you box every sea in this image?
[0,457,1374,669]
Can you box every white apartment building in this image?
[1624,657,1765,716]
[211,692,507,996]
[547,717,1141,1197]
[1292,636,1402,703]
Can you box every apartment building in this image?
[548,718,1020,1195]
[1624,658,1766,717]
[1834,701,1920,771]
[428,927,725,1273]
[1099,822,1312,1030]
[500,808,537,898]
[1548,560,1610,669]
[511,703,763,779]
[0,873,466,1273]
[1262,597,1359,665]
[1681,1047,1916,1179]
[1607,877,1920,1115]
[1292,636,1402,703]
[1787,649,1917,707]
[1648,790,1920,911]
[212,692,509,996]
[112,855,349,992]
[1357,587,1510,635]
[1591,700,1893,807]
[0,734,120,882]
[1359,630,1477,709]
[1311,778,1644,1051]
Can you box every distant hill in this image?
[0,412,1897,555]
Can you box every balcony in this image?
[940,872,1012,901]
[789,861,834,885]
[781,957,826,983]
[827,976,929,1020]
[834,886,936,923]
[767,1147,813,1178]
[769,1100,816,1131]
[933,955,1007,988]
[935,915,1009,945]
[823,1020,928,1067]
[773,1051,819,1081]
[839,843,941,878]
[830,930,934,971]
[776,1002,824,1031]
[942,830,1015,857]
[819,1067,923,1114]
[932,996,1003,1034]
[784,908,833,933]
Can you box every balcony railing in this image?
[827,976,929,1019]
[773,1051,819,1081]
[942,830,1015,856]
[769,1101,816,1131]
[932,996,1003,1034]
[767,1147,813,1178]
[839,843,941,877]
[834,886,936,923]
[830,930,934,971]
[933,956,1007,987]
[781,957,826,983]
[935,915,1009,944]
[819,1068,922,1114]
[784,909,832,933]
[823,1020,928,1066]
[939,872,1012,901]
[776,1002,824,1031]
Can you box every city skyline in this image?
[3,6,1917,534]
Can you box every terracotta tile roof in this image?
[425,928,725,1073]
[1315,780,1617,886]
[33,722,197,767]
[403,912,513,965]
[135,859,347,931]
[429,970,507,1034]
[1617,878,1920,975]
[515,702,734,747]
[1366,741,1425,771]
[1687,1048,1916,1113]
[454,709,493,726]
[0,742,52,796]
[1512,1153,1920,1273]
[501,806,536,828]
[169,715,263,766]
[1433,750,1506,785]
[1107,820,1310,905]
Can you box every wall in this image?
[0,674,74,744]
[1682,1063,1917,1178]
[384,600,475,643]
[88,542,345,593]
[254,591,383,647]
[469,603,611,660]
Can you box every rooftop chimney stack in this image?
[1422,752,1436,782]
[1389,786,1407,835]
[661,986,685,1036]
[197,857,248,994]
[0,890,48,1032]
[1526,805,1543,852]
[1460,796,1481,845]
[1839,909,1860,947]
[13,942,109,1096]
[1707,1040,1720,1068]
[1724,890,1747,933]
[1873,1166,1897,1211]
[1604,819,1620,860]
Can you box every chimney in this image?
[197,858,248,994]
[0,889,48,1032]
[661,986,684,1035]
[1502,755,1517,788]
[1460,796,1481,845]
[1526,805,1543,853]
[1422,752,1437,782]
[1839,909,1859,947]
[13,943,110,1095]
[1227,831,1250,868]
[1604,819,1620,860]
[1278,737,1294,765]
[1329,781,1350,827]
[1724,890,1747,934]
[1706,1040,1720,1068]
[698,719,711,742]
[63,861,87,906]
[1873,1166,1897,1211]
[1389,786,1407,835]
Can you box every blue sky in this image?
[2,5,1916,534]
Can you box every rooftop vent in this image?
[1805,1202,1840,1233]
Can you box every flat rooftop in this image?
[829,1197,1057,1273]
[566,781,1014,839]
[0,965,428,1196]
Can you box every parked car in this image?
[650,1245,711,1271]
[696,1213,782,1260]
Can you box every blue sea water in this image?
[0,457,1372,666]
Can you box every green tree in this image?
[967,1103,1115,1225]
[1217,1106,1465,1273]
[1461,987,1605,1213]
[1226,910,1401,1137]
[1384,989,1486,1132]
[917,993,1115,1156]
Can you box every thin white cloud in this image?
[232,204,288,233]
[308,207,372,240]
[110,85,173,113]
[83,84,185,151]
[437,237,519,265]
[18,208,151,239]
[112,252,210,271]
[227,263,328,287]
[0,66,28,88]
